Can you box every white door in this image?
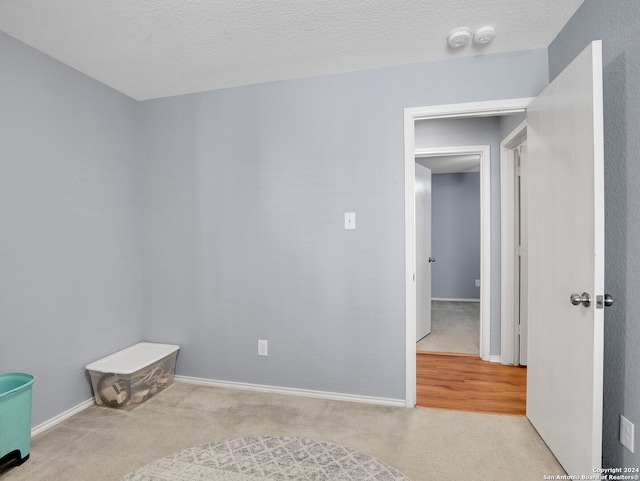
[415,163,432,340]
[526,41,604,476]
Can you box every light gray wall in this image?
[499,112,527,141]
[139,50,548,399]
[415,117,502,354]
[0,31,549,425]
[0,33,142,426]
[430,173,481,300]
[548,0,640,469]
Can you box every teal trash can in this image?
[0,373,35,468]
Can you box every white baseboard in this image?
[174,376,405,408]
[32,398,95,437]
[432,297,481,303]
[489,355,502,363]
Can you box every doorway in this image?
[404,98,535,408]
[414,146,488,356]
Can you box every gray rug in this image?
[119,435,411,480]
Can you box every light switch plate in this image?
[344,212,355,230]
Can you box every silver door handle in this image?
[604,294,614,307]
[570,292,591,307]
[428,257,436,263]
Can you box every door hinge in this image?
[516,245,522,256]
[517,324,522,335]
[516,165,522,177]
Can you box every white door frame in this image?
[404,98,534,407]
[500,121,528,365]
[415,145,490,356]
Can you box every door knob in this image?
[428,257,436,263]
[570,292,591,307]
[596,294,614,309]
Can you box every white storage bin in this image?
[86,342,179,410]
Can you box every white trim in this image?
[31,398,95,437]
[415,146,484,158]
[404,108,417,409]
[404,98,534,408]
[175,376,405,408]
[501,120,528,148]
[432,297,481,302]
[479,145,491,361]
[405,98,533,121]
[414,145,491,363]
[500,120,527,366]
[489,355,502,363]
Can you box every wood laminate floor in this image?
[416,352,527,416]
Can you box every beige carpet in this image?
[2,382,564,481]
[417,300,479,354]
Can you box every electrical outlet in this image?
[258,340,268,357]
[475,279,480,287]
[620,415,635,453]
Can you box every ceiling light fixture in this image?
[473,26,496,45]
[447,28,472,49]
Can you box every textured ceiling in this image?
[0,0,584,100]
